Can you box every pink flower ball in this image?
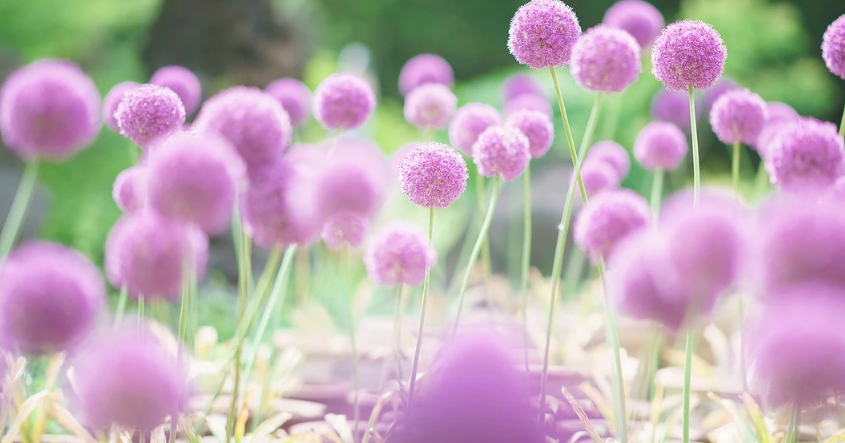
[508,0,582,69]
[505,110,554,158]
[652,20,727,91]
[399,54,454,96]
[150,65,202,114]
[265,78,311,127]
[822,15,845,79]
[472,126,530,181]
[115,84,185,148]
[448,103,502,155]
[753,102,800,156]
[576,159,621,197]
[651,88,701,133]
[399,142,468,208]
[112,165,148,213]
[313,73,375,131]
[322,212,368,250]
[313,136,391,220]
[0,60,101,160]
[765,118,844,192]
[634,121,688,170]
[501,74,544,102]
[702,77,738,114]
[709,89,767,145]
[570,25,642,93]
[503,93,552,118]
[404,83,457,129]
[586,141,631,178]
[365,222,436,286]
[0,242,105,355]
[574,189,650,262]
[103,81,139,132]
[602,0,664,48]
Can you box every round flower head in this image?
[634,121,688,170]
[115,84,185,148]
[602,0,664,48]
[0,59,101,160]
[754,102,800,156]
[265,78,311,126]
[570,25,642,93]
[472,126,530,181]
[709,89,767,145]
[112,165,148,213]
[313,136,391,220]
[651,20,727,91]
[146,131,246,234]
[505,110,554,158]
[577,159,621,197]
[399,142,469,208]
[574,188,650,262]
[322,212,368,250]
[193,86,291,172]
[150,65,202,114]
[105,212,208,301]
[399,54,454,96]
[312,73,375,131]
[404,83,457,129]
[503,93,552,118]
[702,77,738,114]
[501,74,544,102]
[832,176,845,201]
[822,15,845,79]
[69,325,188,431]
[766,102,799,124]
[586,140,631,178]
[0,242,105,355]
[449,103,502,155]
[102,82,139,132]
[651,89,701,133]
[508,0,582,69]
[765,117,845,191]
[365,222,436,286]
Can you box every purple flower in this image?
[574,188,650,262]
[765,102,799,124]
[651,88,701,133]
[505,109,554,158]
[765,117,844,192]
[365,222,436,286]
[150,65,202,114]
[399,142,468,208]
[313,136,391,220]
[313,73,375,131]
[399,54,454,96]
[0,242,104,355]
[501,74,544,102]
[322,212,368,250]
[753,102,800,156]
[448,103,502,155]
[508,0,581,69]
[822,15,845,79]
[634,121,688,170]
[577,159,621,197]
[570,25,642,93]
[265,78,311,127]
[472,126,530,181]
[103,81,139,133]
[0,59,101,160]
[652,20,727,91]
[702,77,738,114]
[602,0,664,48]
[115,84,185,148]
[112,164,147,213]
[586,140,631,178]
[709,89,767,145]
[503,93,552,118]
[404,83,457,129]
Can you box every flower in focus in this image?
[472,126,530,181]
[652,20,727,91]
[102,82,139,133]
[399,142,468,208]
[508,0,581,69]
[822,14,845,79]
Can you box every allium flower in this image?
[313,73,375,131]
[766,102,799,123]
[150,65,202,114]
[501,74,544,102]
[115,84,185,148]
[399,142,469,208]
[503,93,552,118]
[570,25,642,93]
[822,15,845,79]
[322,212,368,250]
[651,89,701,133]
[0,60,101,160]
[709,89,767,145]
[634,121,688,170]
[574,189,650,262]
[404,83,457,129]
[505,109,554,158]
[508,0,582,69]
[702,77,738,114]
[265,78,311,127]
[472,126,530,181]
[313,136,391,220]
[103,82,139,132]
[577,159,621,197]
[448,103,502,155]
[365,222,436,286]
[112,165,147,213]
[69,325,188,431]
[146,131,245,234]
[105,212,208,301]
[754,102,800,157]
[652,20,727,91]
[0,242,105,355]
[399,54,454,96]
[765,117,844,191]
[193,86,291,172]
[832,176,845,201]
[602,0,664,48]
[586,140,631,178]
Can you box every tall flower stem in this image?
[226,222,252,442]
[0,160,39,260]
[474,175,493,283]
[520,166,532,373]
[113,285,129,326]
[170,259,194,443]
[682,328,694,443]
[393,284,405,383]
[597,259,628,443]
[688,84,701,204]
[549,68,587,202]
[408,207,434,404]
[785,403,800,443]
[649,169,665,215]
[731,142,741,190]
[839,101,845,138]
[342,247,360,441]
[753,161,769,198]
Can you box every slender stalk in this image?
[393,284,405,383]
[597,260,628,443]
[474,175,492,283]
[408,207,434,404]
[785,403,800,443]
[0,161,39,260]
[753,161,769,198]
[688,84,701,204]
[560,249,587,303]
[342,247,361,441]
[682,328,694,443]
[649,169,665,215]
[839,100,845,138]
[731,141,741,190]
[170,259,193,443]
[138,297,145,324]
[549,68,587,203]
[113,285,129,326]
[520,166,532,373]
[226,225,252,441]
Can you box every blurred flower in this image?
[150,65,202,114]
[404,83,457,130]
[449,103,502,155]
[709,89,767,145]
[602,0,664,48]
[102,81,139,133]
[508,0,581,69]
[570,25,642,93]
[112,164,147,213]
[822,14,845,80]
[701,77,738,115]
[313,73,375,131]
[399,54,454,96]
[265,78,311,127]
[753,102,800,156]
[505,109,554,158]
[472,126,530,181]
[322,212,368,250]
[765,117,844,191]
[399,142,468,208]
[503,93,552,118]
[501,74,544,103]
[116,84,185,148]
[651,89,701,133]
[586,141,630,180]
[574,188,650,262]
[577,159,621,197]
[652,20,726,91]
[634,121,688,170]
[365,222,435,286]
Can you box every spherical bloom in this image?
[146,131,245,234]
[586,141,630,178]
[399,142,469,208]
[365,222,436,286]
[702,77,738,114]
[193,86,291,172]
[404,83,457,129]
[0,242,105,355]
[508,0,582,69]
[822,15,845,79]
[103,82,139,132]
[651,89,701,133]
[602,0,664,48]
[652,20,727,91]
[313,137,391,220]
[448,103,502,155]
[753,102,800,156]
[265,78,311,126]
[399,54,454,96]
[112,165,147,213]
[501,74,544,102]
[765,118,844,191]
[0,59,101,160]
[832,176,845,201]
[115,84,185,148]
[312,73,375,131]
[577,159,621,197]
[69,326,188,431]
[634,121,688,170]
[505,110,554,158]
[105,212,208,301]
[150,65,202,114]
[570,25,642,93]
[503,93,552,118]
[709,89,767,145]
[766,102,799,123]
[472,126,530,181]
[321,212,368,250]
[574,189,650,262]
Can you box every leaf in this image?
[50,402,99,443]
[741,393,773,443]
[0,390,49,443]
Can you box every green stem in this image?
[408,207,434,404]
[731,141,741,190]
[649,169,665,215]
[393,284,405,384]
[342,247,360,441]
[560,249,587,303]
[138,297,145,324]
[682,327,694,443]
[474,175,493,284]
[785,403,800,443]
[688,84,700,205]
[113,285,129,326]
[226,225,252,442]
[520,166,532,373]
[839,100,845,138]
[549,67,587,203]
[0,160,39,260]
[170,259,193,443]
[753,161,769,199]
[598,259,628,443]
